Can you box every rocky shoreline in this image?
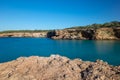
[47,27,120,40]
[0,32,47,37]
[0,55,120,80]
[0,27,120,40]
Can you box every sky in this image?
[0,0,120,31]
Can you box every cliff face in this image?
[95,28,118,40]
[47,28,120,40]
[0,32,47,37]
[0,55,119,80]
[47,29,95,40]
[1,27,120,40]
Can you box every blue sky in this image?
[0,0,120,31]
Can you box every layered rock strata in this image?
[0,32,47,37]
[47,28,120,40]
[0,55,120,80]
[1,27,120,40]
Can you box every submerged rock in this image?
[0,55,120,80]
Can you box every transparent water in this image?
[0,37,120,65]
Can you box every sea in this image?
[0,37,120,65]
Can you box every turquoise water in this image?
[0,37,120,65]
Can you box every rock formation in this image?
[47,29,95,40]
[1,27,120,40]
[0,55,120,80]
[0,32,47,37]
[95,28,118,40]
[47,28,120,40]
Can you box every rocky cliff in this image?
[0,32,47,37]
[47,28,120,40]
[1,27,120,40]
[0,55,120,80]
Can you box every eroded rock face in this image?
[48,29,95,40]
[47,28,120,40]
[0,32,47,37]
[95,28,118,40]
[0,55,120,80]
[1,27,120,40]
[114,27,120,38]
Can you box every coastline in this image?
[0,27,120,40]
[0,32,47,38]
[47,27,120,40]
[0,55,119,80]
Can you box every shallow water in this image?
[0,37,120,65]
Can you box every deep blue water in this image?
[0,37,120,65]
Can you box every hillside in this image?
[47,21,120,40]
[0,21,120,40]
[66,21,120,29]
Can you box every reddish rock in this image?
[0,55,119,80]
[95,28,118,40]
[48,28,120,40]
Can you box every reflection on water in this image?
[95,40,115,54]
[0,38,120,65]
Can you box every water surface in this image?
[0,37,120,65]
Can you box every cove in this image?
[0,37,120,65]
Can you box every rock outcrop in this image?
[0,55,120,80]
[0,32,47,37]
[47,29,95,40]
[1,27,120,40]
[47,28,120,40]
[95,28,118,40]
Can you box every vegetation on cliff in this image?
[66,21,120,29]
[0,21,120,39]
[0,30,51,33]
[1,21,120,33]
[46,21,120,40]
